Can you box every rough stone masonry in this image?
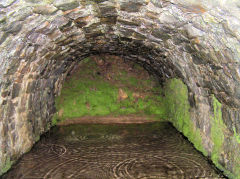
[0,0,239,178]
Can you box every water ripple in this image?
[3,122,226,179]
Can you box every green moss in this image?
[53,57,167,123]
[233,152,240,179]
[35,135,40,142]
[163,78,207,155]
[209,95,240,179]
[0,157,13,176]
[210,95,225,168]
[51,115,58,126]
[234,127,240,144]
[57,81,117,119]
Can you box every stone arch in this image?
[0,0,239,178]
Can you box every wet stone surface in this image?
[3,122,225,179]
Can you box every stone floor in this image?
[2,122,226,179]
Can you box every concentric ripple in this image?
[2,122,226,179]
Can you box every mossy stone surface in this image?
[163,78,207,155]
[210,95,240,178]
[53,56,167,123]
[0,157,13,176]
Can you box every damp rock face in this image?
[0,0,239,178]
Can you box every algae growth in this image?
[210,95,240,179]
[0,157,13,176]
[53,56,167,123]
[164,78,207,155]
[211,95,226,169]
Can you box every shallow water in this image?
[3,122,226,179]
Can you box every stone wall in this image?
[0,0,239,178]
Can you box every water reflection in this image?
[3,122,226,179]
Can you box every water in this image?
[3,122,225,179]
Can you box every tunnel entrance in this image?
[53,55,166,125]
[2,55,225,178]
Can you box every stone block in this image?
[53,0,79,11]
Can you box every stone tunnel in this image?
[0,0,240,178]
